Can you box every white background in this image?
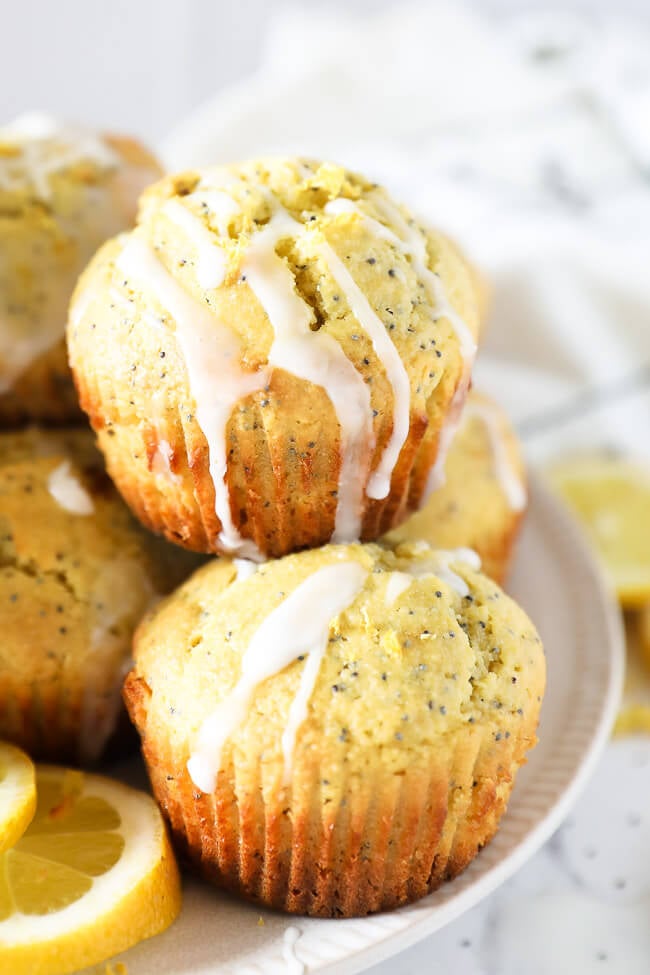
[1,0,649,144]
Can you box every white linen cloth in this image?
[161,5,650,973]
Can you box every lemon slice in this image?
[0,743,36,855]
[549,456,650,608]
[0,766,181,975]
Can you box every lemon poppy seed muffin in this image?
[124,540,545,917]
[68,157,480,559]
[0,427,201,764]
[385,391,526,583]
[0,114,161,424]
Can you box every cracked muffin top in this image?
[67,157,480,558]
[0,114,160,423]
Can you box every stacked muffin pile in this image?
[68,158,545,916]
[0,142,545,920]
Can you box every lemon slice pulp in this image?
[0,743,36,855]
[549,456,650,608]
[0,766,181,975]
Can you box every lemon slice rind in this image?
[0,742,36,856]
[0,766,181,975]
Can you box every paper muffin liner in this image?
[125,670,536,917]
[0,654,133,766]
[78,363,455,559]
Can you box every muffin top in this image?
[0,428,200,751]
[385,390,527,579]
[69,157,479,554]
[131,539,544,793]
[0,114,160,396]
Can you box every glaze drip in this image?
[0,114,118,200]
[424,373,472,498]
[162,199,228,289]
[241,205,375,541]
[47,461,95,516]
[187,560,368,792]
[316,238,411,501]
[400,546,482,598]
[385,571,413,606]
[465,400,527,511]
[116,235,268,558]
[325,197,477,499]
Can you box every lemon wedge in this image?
[0,743,36,855]
[548,456,650,608]
[0,766,181,975]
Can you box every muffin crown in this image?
[132,540,544,791]
[69,158,479,557]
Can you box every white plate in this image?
[104,472,624,975]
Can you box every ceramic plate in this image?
[102,472,624,975]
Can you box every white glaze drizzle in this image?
[150,439,181,484]
[187,561,368,793]
[0,114,118,200]
[152,189,376,542]
[194,188,240,236]
[464,400,527,511]
[385,571,413,606]
[47,461,94,515]
[282,926,305,975]
[329,197,476,362]
[116,235,268,558]
[148,388,181,485]
[241,205,375,540]
[233,558,259,581]
[325,197,477,499]
[162,198,228,289]
[409,547,481,598]
[424,373,472,498]
[316,235,411,501]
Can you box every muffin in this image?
[68,157,480,559]
[0,427,201,763]
[124,540,545,917]
[0,113,161,424]
[385,391,526,583]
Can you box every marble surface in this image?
[365,734,650,975]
